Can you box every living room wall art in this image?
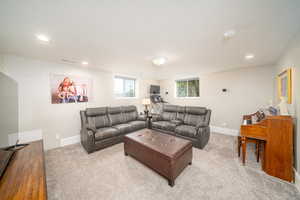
[277,68,292,104]
[50,74,92,104]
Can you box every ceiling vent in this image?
[61,59,78,64]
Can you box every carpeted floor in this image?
[45,132,300,200]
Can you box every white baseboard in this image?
[60,135,80,147]
[294,168,300,192]
[8,129,43,145]
[210,126,239,136]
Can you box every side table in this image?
[146,115,152,129]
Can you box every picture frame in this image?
[277,68,292,104]
[50,74,92,104]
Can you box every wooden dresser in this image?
[240,116,293,182]
[0,140,47,200]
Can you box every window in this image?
[176,78,199,97]
[114,76,136,98]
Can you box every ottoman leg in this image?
[168,179,175,187]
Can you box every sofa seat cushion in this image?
[113,123,133,134]
[128,120,146,130]
[175,125,198,138]
[152,121,177,132]
[94,127,121,141]
[170,120,183,126]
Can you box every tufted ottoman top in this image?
[125,129,192,160]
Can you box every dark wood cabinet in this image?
[0,140,47,200]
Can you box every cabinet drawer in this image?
[240,125,267,140]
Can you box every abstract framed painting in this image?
[277,68,292,104]
[50,74,92,104]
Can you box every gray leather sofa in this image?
[152,105,211,149]
[80,105,146,153]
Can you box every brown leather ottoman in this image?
[124,129,193,187]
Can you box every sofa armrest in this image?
[196,121,208,129]
[86,124,97,133]
[197,126,210,135]
[196,126,210,149]
[196,109,211,129]
[80,126,95,153]
[80,110,96,153]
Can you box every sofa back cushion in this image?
[184,106,207,126]
[122,105,138,122]
[176,106,186,121]
[161,105,177,121]
[86,107,110,129]
[108,106,125,125]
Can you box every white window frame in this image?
[175,77,200,99]
[114,75,138,99]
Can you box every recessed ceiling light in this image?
[81,61,89,65]
[245,54,255,60]
[223,30,236,39]
[152,57,167,66]
[36,34,50,43]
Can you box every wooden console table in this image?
[0,140,47,200]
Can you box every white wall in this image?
[0,72,18,147]
[275,32,300,171]
[0,54,158,149]
[159,65,275,131]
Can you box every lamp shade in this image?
[142,98,151,105]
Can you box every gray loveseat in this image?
[152,105,211,149]
[80,105,146,153]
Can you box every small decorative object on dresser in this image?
[277,97,289,115]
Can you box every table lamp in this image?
[142,98,151,116]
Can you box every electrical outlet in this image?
[222,122,227,127]
[55,134,60,140]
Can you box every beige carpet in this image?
[45,133,300,200]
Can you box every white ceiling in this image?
[0,0,300,79]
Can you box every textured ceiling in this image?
[0,0,300,79]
